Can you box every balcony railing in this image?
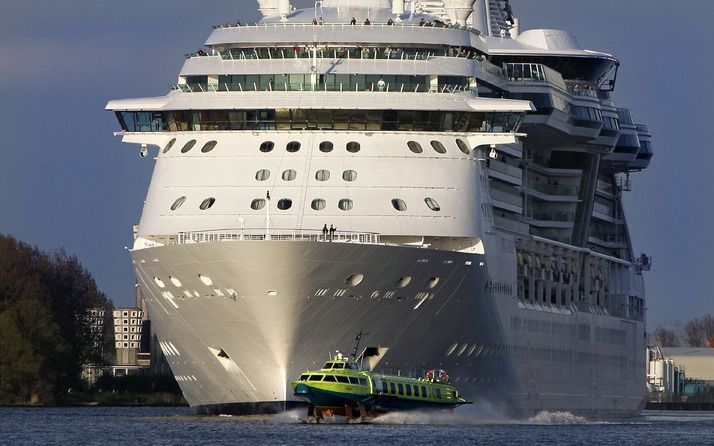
[211,21,482,37]
[177,228,380,245]
[174,82,473,94]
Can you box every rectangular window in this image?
[389,382,396,394]
[381,381,388,393]
[405,385,412,396]
[397,383,404,395]
[421,386,427,397]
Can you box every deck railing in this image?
[177,228,380,245]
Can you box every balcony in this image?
[487,159,522,185]
[490,188,522,212]
[525,183,580,203]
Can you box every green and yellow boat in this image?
[292,352,471,422]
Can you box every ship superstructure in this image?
[107,0,652,417]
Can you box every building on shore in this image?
[112,307,150,376]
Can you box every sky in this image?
[0,1,711,328]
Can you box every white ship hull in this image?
[133,239,645,417]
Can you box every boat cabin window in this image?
[414,386,420,397]
[348,377,359,385]
[435,388,442,398]
[307,375,323,381]
[323,375,337,382]
[358,378,367,386]
[336,376,349,383]
[397,384,404,395]
[405,385,412,397]
[333,363,345,369]
[389,382,396,394]
[299,374,309,381]
[381,381,388,393]
[421,386,427,397]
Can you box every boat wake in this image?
[528,411,587,425]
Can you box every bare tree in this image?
[683,318,705,347]
[654,326,678,347]
[701,314,714,345]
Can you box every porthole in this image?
[396,276,412,288]
[319,141,333,153]
[407,141,423,154]
[338,199,353,211]
[169,276,182,287]
[251,198,266,210]
[170,196,186,211]
[199,197,216,210]
[255,169,271,181]
[277,199,292,210]
[346,141,361,153]
[163,138,176,154]
[424,197,441,212]
[311,199,326,211]
[286,141,301,152]
[431,140,446,154]
[342,170,357,182]
[426,277,440,289]
[315,170,330,181]
[180,139,197,153]
[201,140,218,153]
[391,198,407,211]
[198,274,213,286]
[345,274,364,287]
[456,139,471,155]
[259,141,274,152]
[282,169,297,181]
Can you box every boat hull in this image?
[132,239,645,418]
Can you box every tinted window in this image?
[338,199,353,211]
[431,140,446,154]
[346,141,360,153]
[455,138,470,155]
[259,141,274,152]
[315,170,330,181]
[406,385,412,396]
[342,170,357,182]
[407,141,422,153]
[282,169,296,181]
[323,375,337,382]
[425,197,441,211]
[307,375,323,381]
[336,376,349,383]
[319,141,333,152]
[398,383,404,395]
[199,197,215,210]
[277,199,292,210]
[421,386,427,397]
[163,138,176,154]
[391,198,407,211]
[181,139,197,153]
[255,169,270,181]
[201,140,218,153]
[170,196,186,211]
[299,374,309,381]
[348,377,359,384]
[390,382,396,394]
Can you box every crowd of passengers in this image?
[218,17,466,28]
[193,45,483,60]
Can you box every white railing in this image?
[177,228,380,245]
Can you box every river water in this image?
[1,407,713,445]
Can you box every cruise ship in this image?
[106,0,653,417]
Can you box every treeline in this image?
[653,314,714,348]
[0,234,113,404]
